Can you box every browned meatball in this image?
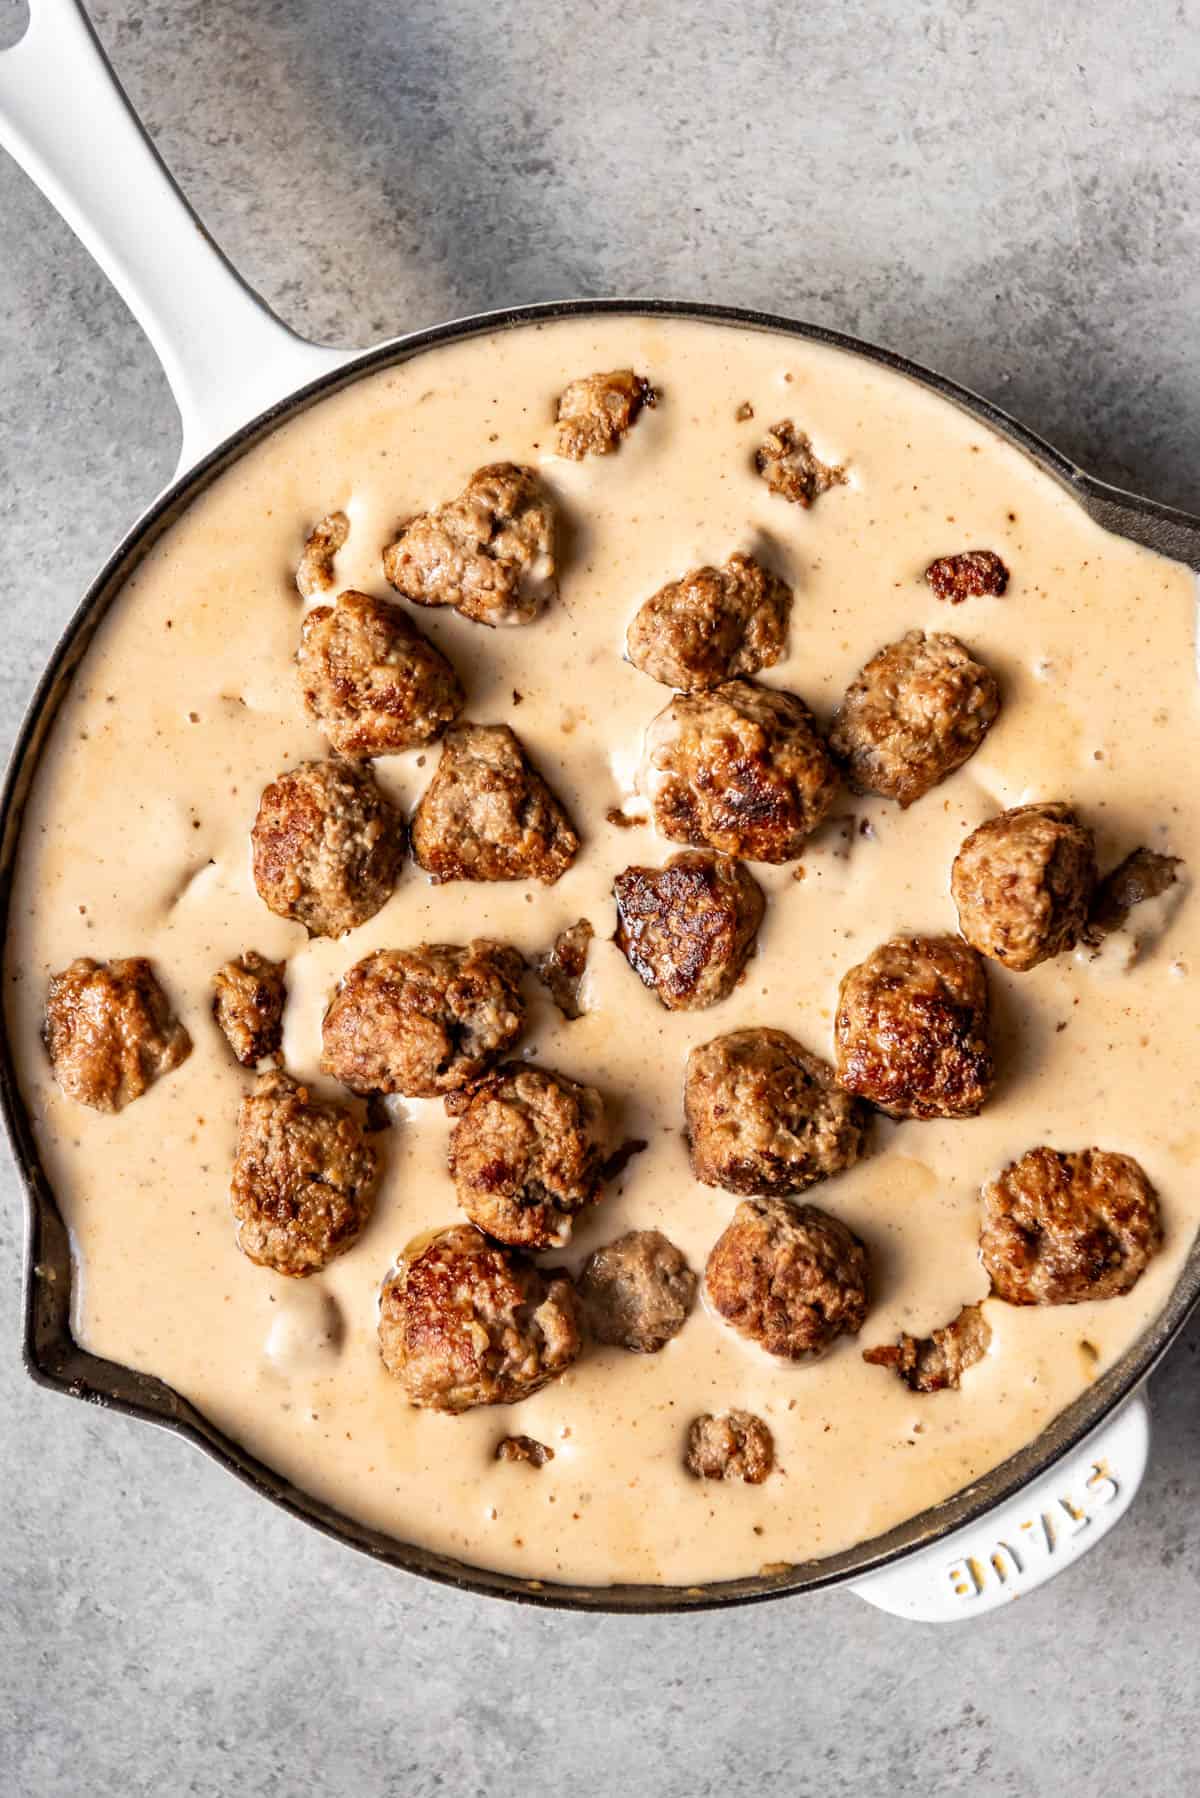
[642,679,839,863]
[829,629,1001,807]
[981,1147,1162,1305]
[382,463,556,627]
[925,550,1009,603]
[685,1028,867,1196]
[626,553,792,691]
[705,1197,870,1360]
[951,803,1096,971]
[533,918,594,1020]
[1084,846,1184,944]
[578,1229,697,1352]
[445,1063,608,1249]
[297,588,464,758]
[835,934,994,1120]
[863,1303,991,1391]
[321,940,526,1097]
[251,758,404,939]
[496,1435,554,1466]
[378,1224,580,1411]
[685,1411,775,1483]
[296,509,349,601]
[411,722,579,884]
[613,852,765,1011]
[230,1069,377,1277]
[212,951,286,1067]
[555,368,654,459]
[44,956,191,1113]
[754,419,846,506]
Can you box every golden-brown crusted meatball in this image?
[642,678,839,863]
[951,802,1096,971]
[685,1028,867,1196]
[444,1063,608,1249]
[704,1197,870,1360]
[212,951,286,1067]
[555,368,654,459]
[613,852,765,1011]
[578,1229,698,1352]
[43,957,191,1113]
[829,629,1000,807]
[754,419,846,506]
[378,1223,580,1411]
[924,550,1009,603]
[411,722,579,884]
[863,1303,991,1391]
[251,758,404,939]
[382,463,556,627]
[684,1410,775,1483]
[297,588,464,758]
[533,918,594,1020]
[980,1148,1162,1305]
[626,553,792,691]
[296,510,349,601]
[230,1069,377,1277]
[321,940,526,1097]
[835,934,994,1120]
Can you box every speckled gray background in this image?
[2,2,1199,1793]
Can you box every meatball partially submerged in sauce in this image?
[835,934,994,1120]
[383,463,557,627]
[44,956,191,1112]
[411,722,579,884]
[952,802,1096,971]
[297,588,464,757]
[705,1197,870,1360]
[685,1410,775,1483]
[981,1147,1162,1305]
[626,552,792,691]
[613,852,765,1010]
[555,368,654,459]
[251,758,404,939]
[578,1229,698,1353]
[212,951,286,1067]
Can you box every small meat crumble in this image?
[754,419,846,506]
[44,956,191,1113]
[212,951,286,1067]
[555,368,655,459]
[496,1435,554,1467]
[626,553,792,691]
[952,802,1096,971]
[1083,846,1184,944]
[685,1028,867,1196]
[378,1223,580,1412]
[411,722,579,885]
[980,1147,1162,1306]
[925,549,1010,603]
[297,588,464,758]
[445,1063,608,1249]
[829,629,1001,808]
[613,852,764,1011]
[251,757,404,939]
[642,678,840,863]
[295,509,349,601]
[533,918,594,1020]
[321,939,526,1097]
[230,1069,376,1277]
[578,1229,697,1353]
[705,1197,870,1360]
[863,1304,991,1392]
[835,934,994,1120]
[382,462,556,627]
[685,1411,775,1484]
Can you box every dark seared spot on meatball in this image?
[378,1223,580,1411]
[835,934,994,1120]
[925,550,1009,603]
[44,956,191,1113]
[382,463,556,627]
[297,588,464,758]
[579,1229,697,1353]
[411,722,579,885]
[444,1063,608,1249]
[230,1069,377,1277]
[952,802,1096,971]
[296,509,349,600]
[863,1303,991,1391]
[321,940,526,1097]
[555,369,655,459]
[754,420,846,506]
[1083,847,1184,944]
[251,758,404,939]
[980,1147,1162,1305]
[212,951,286,1067]
[613,852,765,1011]
[626,553,792,692]
[705,1197,870,1360]
[685,1410,775,1483]
[643,678,839,863]
[496,1434,555,1467]
[829,629,1000,808]
[533,918,594,1020]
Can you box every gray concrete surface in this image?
[2,2,1199,1792]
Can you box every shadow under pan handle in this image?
[0,0,354,471]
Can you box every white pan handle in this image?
[851,1391,1151,1622]
[0,0,355,472]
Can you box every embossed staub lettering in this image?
[947,1462,1121,1600]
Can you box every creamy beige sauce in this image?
[7,316,1199,1588]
